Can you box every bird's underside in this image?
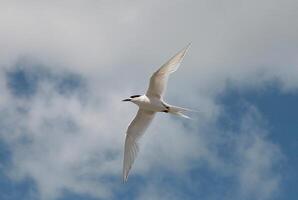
[123,44,191,182]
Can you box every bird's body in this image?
[122,44,192,182]
[130,95,168,112]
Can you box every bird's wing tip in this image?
[181,43,192,53]
[122,176,127,183]
[186,42,192,49]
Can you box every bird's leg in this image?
[161,102,170,113]
[161,102,170,109]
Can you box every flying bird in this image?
[122,44,192,182]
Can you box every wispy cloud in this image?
[235,107,282,200]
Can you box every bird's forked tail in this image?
[168,105,196,119]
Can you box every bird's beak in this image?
[122,98,131,102]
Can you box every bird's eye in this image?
[130,95,141,98]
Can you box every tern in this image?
[122,44,192,182]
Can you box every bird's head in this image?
[122,95,141,102]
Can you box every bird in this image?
[122,44,193,182]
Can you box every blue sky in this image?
[0,1,298,200]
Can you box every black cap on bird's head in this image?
[122,95,141,102]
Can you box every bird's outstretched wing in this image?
[123,109,155,182]
[146,44,191,99]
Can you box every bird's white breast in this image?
[133,95,165,112]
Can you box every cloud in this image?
[235,107,282,200]
[0,0,295,199]
[1,69,121,199]
[0,65,283,200]
[123,105,281,200]
[134,106,282,200]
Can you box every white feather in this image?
[146,43,191,99]
[123,109,155,182]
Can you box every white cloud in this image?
[133,106,282,200]
[0,0,295,199]
[235,107,282,200]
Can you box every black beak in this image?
[122,98,131,102]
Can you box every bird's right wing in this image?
[146,44,191,99]
[123,109,155,182]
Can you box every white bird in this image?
[122,44,192,182]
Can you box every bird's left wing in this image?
[146,44,190,99]
[123,109,155,182]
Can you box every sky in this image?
[0,0,297,200]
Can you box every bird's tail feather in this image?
[171,111,191,119]
[169,105,196,119]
